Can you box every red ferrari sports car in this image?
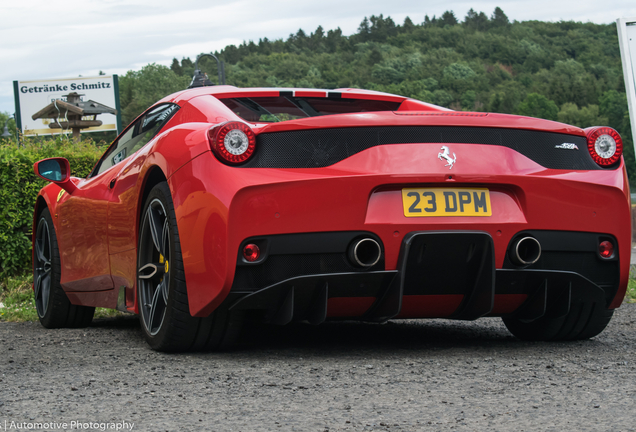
[32,86,631,351]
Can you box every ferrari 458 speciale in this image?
[32,85,630,351]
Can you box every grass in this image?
[0,273,127,322]
[0,274,37,322]
[2,268,636,323]
[627,265,636,304]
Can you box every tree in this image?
[491,7,510,27]
[402,17,415,33]
[357,17,371,41]
[432,89,453,107]
[0,112,17,140]
[464,9,489,31]
[599,90,629,132]
[442,63,477,93]
[118,64,191,126]
[372,65,403,84]
[367,45,384,66]
[557,103,608,128]
[325,28,343,52]
[488,81,525,114]
[461,90,477,110]
[170,57,194,77]
[443,63,477,80]
[368,15,397,41]
[517,93,559,120]
[308,26,326,52]
[170,59,182,76]
[535,59,598,108]
[439,11,458,27]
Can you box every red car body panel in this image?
[33,86,631,323]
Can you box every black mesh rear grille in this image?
[243,126,599,170]
[232,253,383,292]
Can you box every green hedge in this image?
[0,137,103,278]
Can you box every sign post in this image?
[617,18,636,155]
[13,75,121,137]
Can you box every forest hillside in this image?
[116,7,636,181]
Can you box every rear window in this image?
[220,96,401,122]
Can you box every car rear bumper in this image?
[227,231,614,323]
[169,146,631,317]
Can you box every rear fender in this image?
[120,123,212,314]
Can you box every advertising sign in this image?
[13,75,121,136]
[617,18,636,153]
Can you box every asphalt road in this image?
[1,303,635,432]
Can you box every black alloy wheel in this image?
[138,196,171,336]
[137,182,243,352]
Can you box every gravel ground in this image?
[1,303,635,432]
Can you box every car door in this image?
[56,119,139,292]
[56,160,120,292]
[56,104,179,293]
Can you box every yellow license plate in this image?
[402,188,492,217]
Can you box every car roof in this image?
[158,86,412,105]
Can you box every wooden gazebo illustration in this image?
[31,92,117,140]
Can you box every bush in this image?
[0,136,103,278]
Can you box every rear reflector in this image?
[598,240,614,259]
[243,243,260,262]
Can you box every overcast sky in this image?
[2,0,636,115]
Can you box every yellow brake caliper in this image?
[159,254,168,280]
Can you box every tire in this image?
[33,208,95,328]
[137,182,242,352]
[502,300,614,341]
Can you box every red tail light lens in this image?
[586,127,622,167]
[208,121,256,164]
[243,244,260,262]
[598,240,614,259]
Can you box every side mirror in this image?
[33,158,77,194]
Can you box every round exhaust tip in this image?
[510,236,541,266]
[349,238,381,268]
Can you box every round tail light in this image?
[585,127,622,167]
[208,121,256,164]
[243,243,260,262]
